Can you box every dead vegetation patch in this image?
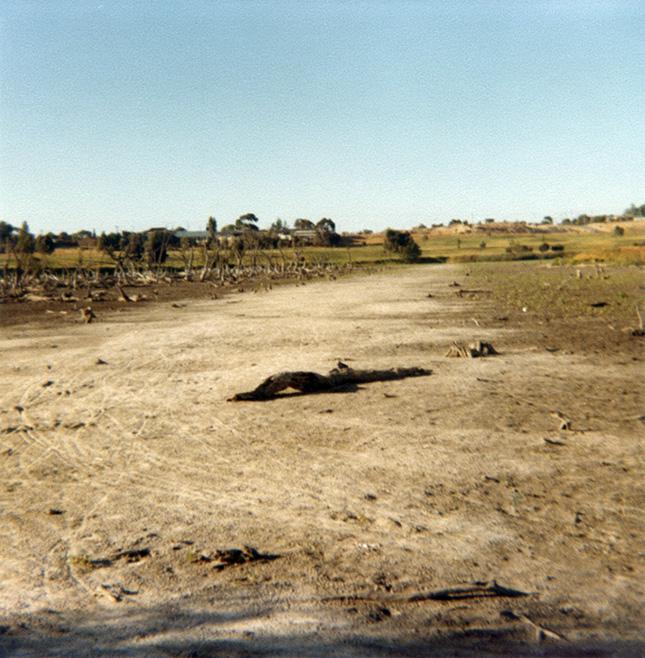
[445,340,498,358]
[187,545,279,570]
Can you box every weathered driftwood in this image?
[230,366,431,401]
[321,581,531,606]
[445,340,498,358]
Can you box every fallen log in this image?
[229,366,431,401]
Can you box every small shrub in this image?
[15,222,35,255]
[505,243,532,254]
[383,229,422,262]
[550,244,565,252]
[402,240,421,262]
[613,226,625,237]
[538,242,550,252]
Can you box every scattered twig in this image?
[502,611,568,641]
[551,411,572,431]
[99,583,139,602]
[116,284,133,303]
[445,341,498,358]
[111,547,150,563]
[632,305,644,336]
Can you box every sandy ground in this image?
[0,263,643,657]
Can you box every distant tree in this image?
[0,221,15,242]
[56,231,74,247]
[124,232,144,261]
[316,230,341,247]
[315,217,340,246]
[99,232,123,253]
[270,218,289,233]
[145,230,170,266]
[235,213,259,231]
[316,217,336,233]
[624,203,645,217]
[294,218,315,230]
[542,216,553,225]
[220,224,237,234]
[401,240,421,261]
[206,216,217,238]
[383,229,421,262]
[72,229,93,240]
[0,221,15,252]
[15,222,35,254]
[35,233,55,255]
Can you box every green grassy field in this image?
[1,223,643,270]
[409,224,645,265]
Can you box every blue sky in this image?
[1,0,643,234]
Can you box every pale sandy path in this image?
[0,264,642,657]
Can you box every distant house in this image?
[78,237,98,249]
[174,229,209,242]
[291,229,318,245]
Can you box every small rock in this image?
[367,606,391,623]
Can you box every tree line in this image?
[0,213,343,263]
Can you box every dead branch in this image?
[116,284,133,302]
[322,581,532,606]
[408,581,531,602]
[230,366,431,401]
